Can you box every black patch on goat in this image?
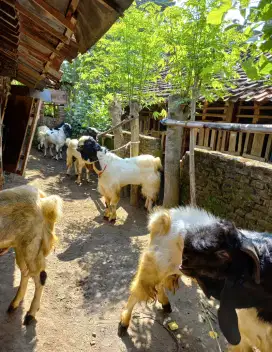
[40,270,47,285]
[77,137,102,163]
[63,123,72,138]
[180,221,272,345]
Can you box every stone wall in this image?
[180,148,272,232]
[37,103,65,129]
[102,131,162,158]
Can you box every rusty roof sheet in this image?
[0,0,133,89]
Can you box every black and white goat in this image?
[77,137,162,221]
[44,123,72,160]
[180,218,272,351]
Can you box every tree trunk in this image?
[129,101,141,207]
[163,94,189,208]
[108,98,124,157]
[189,82,198,206]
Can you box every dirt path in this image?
[0,150,227,352]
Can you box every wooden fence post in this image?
[109,98,124,157]
[189,83,197,206]
[163,94,189,208]
[130,101,141,207]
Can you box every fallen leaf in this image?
[209,331,218,339]
[168,321,179,331]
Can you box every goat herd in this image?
[0,122,271,351]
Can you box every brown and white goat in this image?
[0,185,62,325]
[118,206,219,336]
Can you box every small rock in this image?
[90,341,96,346]
[92,332,96,337]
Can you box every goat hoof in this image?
[7,304,17,314]
[162,303,172,313]
[23,313,35,326]
[118,322,128,337]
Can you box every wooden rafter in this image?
[97,0,123,15]
[1,0,16,7]
[18,63,43,81]
[19,40,49,62]
[32,0,76,32]
[0,3,16,20]
[20,26,65,57]
[16,3,68,43]
[0,20,19,35]
[0,46,17,61]
[18,53,44,71]
[0,11,18,27]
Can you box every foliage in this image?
[206,0,272,80]
[43,104,54,117]
[161,0,247,102]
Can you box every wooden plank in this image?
[205,106,225,111]
[15,98,35,172]
[221,131,227,152]
[19,40,49,62]
[243,133,250,154]
[251,133,265,157]
[228,131,237,153]
[237,132,243,155]
[236,114,255,118]
[0,2,16,19]
[216,130,223,151]
[210,129,217,150]
[18,63,41,81]
[19,99,42,175]
[20,26,63,56]
[32,0,76,32]
[0,11,18,27]
[242,153,265,162]
[253,101,260,124]
[0,46,17,60]
[16,3,68,43]
[97,0,123,15]
[265,135,272,161]
[198,128,205,146]
[204,128,210,147]
[225,102,234,122]
[18,52,44,70]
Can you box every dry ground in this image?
[0,149,227,352]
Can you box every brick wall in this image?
[180,148,272,232]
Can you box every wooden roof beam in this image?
[18,53,44,71]
[0,11,18,27]
[0,19,19,34]
[0,2,16,20]
[0,37,17,51]
[18,62,43,81]
[19,40,49,62]
[0,32,18,46]
[16,75,36,88]
[97,0,124,16]
[20,26,65,57]
[1,0,16,7]
[32,0,76,32]
[0,46,17,61]
[16,4,69,43]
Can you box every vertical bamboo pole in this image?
[189,82,198,206]
[130,101,141,206]
[109,98,124,157]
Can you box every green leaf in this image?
[207,0,232,25]
[242,59,261,80]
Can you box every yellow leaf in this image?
[168,321,179,331]
[209,331,218,339]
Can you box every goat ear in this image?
[215,250,231,261]
[240,239,260,284]
[218,279,241,346]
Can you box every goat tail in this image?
[148,207,171,239]
[40,194,62,224]
[154,157,162,171]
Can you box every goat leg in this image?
[118,295,139,337]
[8,274,30,313]
[24,271,47,325]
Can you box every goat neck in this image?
[97,148,120,170]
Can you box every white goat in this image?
[44,123,72,160]
[118,206,218,336]
[78,137,162,221]
[66,136,94,184]
[37,125,50,151]
[0,185,62,325]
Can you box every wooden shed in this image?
[0,0,133,187]
[133,61,272,163]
